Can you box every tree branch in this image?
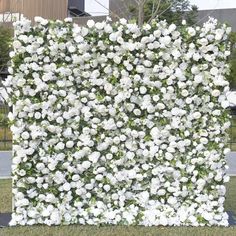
[94,0,121,19]
[147,0,162,23]
[137,0,149,27]
[158,1,173,16]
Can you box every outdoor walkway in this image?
[0,151,11,178]
[0,151,236,178]
[227,152,236,175]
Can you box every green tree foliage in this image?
[0,26,12,70]
[129,0,198,26]
[228,32,236,89]
[145,0,197,25]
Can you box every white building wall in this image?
[85,0,109,16]
[190,0,236,10]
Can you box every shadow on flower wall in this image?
[3,16,232,226]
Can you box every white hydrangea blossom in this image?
[4,17,231,226]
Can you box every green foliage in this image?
[0,25,12,70]
[129,0,198,26]
[227,32,236,89]
[0,113,9,126]
[146,0,197,25]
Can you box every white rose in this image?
[127,151,135,160]
[120,135,127,141]
[114,56,121,64]
[34,112,41,119]
[140,86,147,94]
[82,161,91,169]
[221,100,229,108]
[103,185,111,192]
[194,75,203,83]
[104,24,113,33]
[193,112,201,119]
[87,19,95,28]
[160,36,171,45]
[95,22,105,30]
[55,142,65,150]
[88,152,100,163]
[68,46,76,53]
[109,33,118,42]
[128,169,136,179]
[210,67,219,76]
[133,108,141,116]
[215,29,224,40]
[181,89,189,97]
[104,83,113,93]
[211,89,220,97]
[167,196,177,205]
[136,65,145,73]
[81,27,89,36]
[63,182,71,191]
[56,117,64,124]
[169,23,176,32]
[66,141,74,148]
[165,152,173,160]
[35,16,48,25]
[21,131,30,140]
[202,212,213,221]
[50,210,61,224]
[187,27,196,36]
[64,17,73,22]
[36,163,45,171]
[13,40,22,49]
[157,189,166,196]
[156,103,165,110]
[153,95,159,102]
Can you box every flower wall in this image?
[4,17,231,226]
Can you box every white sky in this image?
[85,0,109,16]
[190,0,236,10]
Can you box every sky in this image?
[190,0,236,10]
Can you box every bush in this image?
[0,26,12,70]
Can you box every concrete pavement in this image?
[0,151,236,178]
[0,151,11,178]
[226,152,236,175]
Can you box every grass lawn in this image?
[0,178,236,236]
[0,127,12,151]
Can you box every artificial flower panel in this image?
[4,17,231,226]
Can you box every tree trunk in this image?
[138,1,145,27]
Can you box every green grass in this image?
[0,180,11,213]
[0,178,236,236]
[0,126,12,151]
[0,105,12,151]
[0,142,12,151]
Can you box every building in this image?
[197,8,236,31]
[0,0,113,26]
[0,0,68,25]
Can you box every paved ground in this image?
[0,151,236,178]
[0,151,11,178]
[226,152,236,175]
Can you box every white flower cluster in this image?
[4,16,231,226]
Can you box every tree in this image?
[128,0,198,27]
[0,26,12,71]
[227,32,236,89]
